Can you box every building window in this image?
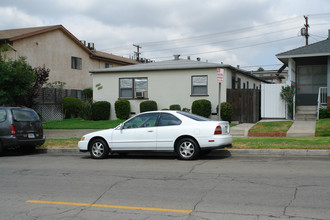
[237,78,241,89]
[253,83,256,89]
[232,76,236,89]
[192,75,208,95]
[119,78,148,99]
[105,63,112,68]
[243,83,246,89]
[247,81,249,89]
[71,56,82,70]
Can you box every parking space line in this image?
[26,200,192,213]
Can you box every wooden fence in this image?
[227,89,261,123]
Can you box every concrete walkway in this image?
[287,120,316,137]
[230,123,255,137]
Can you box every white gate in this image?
[261,84,286,118]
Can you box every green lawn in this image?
[43,118,125,129]
[316,118,330,136]
[233,137,330,149]
[248,121,293,133]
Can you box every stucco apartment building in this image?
[0,25,138,90]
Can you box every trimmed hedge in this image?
[140,100,158,113]
[60,97,84,118]
[319,107,330,119]
[82,88,93,101]
[192,99,211,118]
[92,101,110,121]
[169,104,181,110]
[217,102,234,122]
[115,99,131,120]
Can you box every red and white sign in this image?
[217,68,224,83]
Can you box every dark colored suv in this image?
[0,107,46,154]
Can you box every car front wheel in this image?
[176,138,200,160]
[90,139,110,159]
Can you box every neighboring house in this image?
[90,55,267,120]
[276,30,330,119]
[0,25,138,90]
[251,69,288,84]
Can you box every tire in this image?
[89,138,110,159]
[176,138,200,160]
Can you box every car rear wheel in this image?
[176,138,200,160]
[90,139,110,159]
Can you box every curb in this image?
[36,148,330,157]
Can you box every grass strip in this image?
[233,137,330,149]
[315,118,330,136]
[43,118,124,129]
[37,137,330,150]
[249,121,293,133]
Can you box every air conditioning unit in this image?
[135,91,144,98]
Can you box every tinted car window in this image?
[123,113,159,129]
[12,109,40,122]
[0,109,6,122]
[158,113,181,126]
[177,111,210,121]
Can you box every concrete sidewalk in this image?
[287,120,316,137]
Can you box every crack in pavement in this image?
[73,177,132,217]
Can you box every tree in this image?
[257,67,264,71]
[19,65,50,107]
[0,55,36,106]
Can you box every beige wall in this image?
[93,68,263,120]
[3,30,114,90]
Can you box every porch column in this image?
[328,57,330,107]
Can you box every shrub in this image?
[80,102,93,120]
[319,107,330,119]
[182,107,190,113]
[92,101,111,121]
[82,88,93,102]
[169,104,181,110]
[191,99,211,118]
[115,99,131,120]
[217,102,234,122]
[140,100,158,113]
[60,97,83,118]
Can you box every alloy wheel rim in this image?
[92,142,104,157]
[179,141,194,158]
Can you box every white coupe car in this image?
[78,111,232,160]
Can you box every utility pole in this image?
[133,44,141,61]
[304,15,309,46]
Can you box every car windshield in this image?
[12,109,40,122]
[177,111,210,121]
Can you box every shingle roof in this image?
[276,37,330,63]
[0,25,137,65]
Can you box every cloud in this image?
[0,6,43,29]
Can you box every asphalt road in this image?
[0,151,329,220]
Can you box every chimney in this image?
[197,57,201,61]
[173,54,180,60]
[187,56,191,60]
[80,40,86,46]
[88,42,95,50]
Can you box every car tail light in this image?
[11,124,16,135]
[214,125,222,135]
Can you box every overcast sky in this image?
[1,0,330,70]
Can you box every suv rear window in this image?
[0,109,6,122]
[12,109,40,122]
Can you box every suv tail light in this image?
[214,125,222,135]
[11,124,16,135]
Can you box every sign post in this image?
[217,68,224,121]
